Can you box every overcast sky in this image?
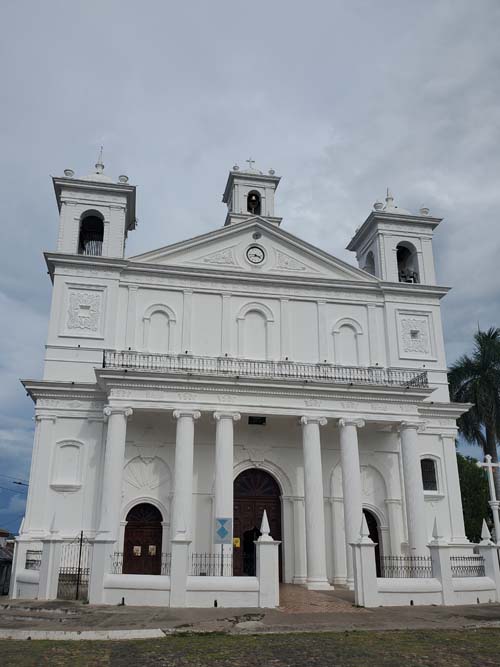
[1,0,499,533]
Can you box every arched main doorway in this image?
[233,469,282,579]
[363,508,382,576]
[123,503,163,575]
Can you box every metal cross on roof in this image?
[246,158,255,170]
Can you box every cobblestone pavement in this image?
[278,584,362,613]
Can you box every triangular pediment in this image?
[130,218,378,283]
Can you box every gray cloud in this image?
[1,0,498,530]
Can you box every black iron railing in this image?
[103,350,428,388]
[380,556,433,579]
[25,550,42,571]
[450,555,485,578]
[191,553,233,577]
[109,552,171,576]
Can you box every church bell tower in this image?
[222,159,282,226]
[52,151,136,259]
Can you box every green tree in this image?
[448,327,500,497]
[456,453,490,542]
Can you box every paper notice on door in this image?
[133,546,141,556]
[148,545,157,556]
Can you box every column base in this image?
[306,578,333,591]
[345,577,355,591]
[293,575,307,585]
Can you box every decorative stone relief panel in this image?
[64,285,105,338]
[274,249,312,273]
[396,310,435,360]
[123,456,171,492]
[194,246,238,267]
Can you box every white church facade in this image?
[10,157,500,608]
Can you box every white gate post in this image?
[351,514,379,608]
[428,519,454,605]
[38,538,63,600]
[256,510,280,608]
[478,520,500,601]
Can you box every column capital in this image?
[103,406,133,420]
[300,416,327,426]
[173,409,201,421]
[213,411,241,422]
[35,415,57,423]
[338,418,365,429]
[399,420,425,433]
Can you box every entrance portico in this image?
[86,363,445,594]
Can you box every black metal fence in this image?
[450,555,485,578]
[110,552,171,576]
[191,553,232,577]
[25,550,42,570]
[57,534,92,601]
[380,556,433,579]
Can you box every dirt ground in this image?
[1,629,500,666]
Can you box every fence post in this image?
[477,520,500,602]
[255,510,280,608]
[428,518,454,605]
[351,515,379,607]
[170,530,191,607]
[38,537,62,600]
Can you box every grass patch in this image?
[0,629,499,666]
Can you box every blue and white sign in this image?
[214,517,232,545]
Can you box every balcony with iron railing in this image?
[102,350,428,389]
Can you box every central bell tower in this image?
[222,159,282,226]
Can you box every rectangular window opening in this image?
[248,416,266,426]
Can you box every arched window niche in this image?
[396,242,419,283]
[236,302,274,360]
[247,190,262,215]
[332,317,363,366]
[50,440,84,492]
[420,457,440,494]
[142,304,177,353]
[78,210,104,256]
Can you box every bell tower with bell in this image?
[222,159,282,226]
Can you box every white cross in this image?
[246,157,255,170]
[477,455,500,544]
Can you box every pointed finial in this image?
[385,188,394,207]
[258,510,273,541]
[95,145,104,174]
[480,519,493,545]
[359,514,374,544]
[432,517,440,540]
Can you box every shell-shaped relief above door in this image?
[123,456,171,491]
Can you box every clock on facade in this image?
[246,245,265,264]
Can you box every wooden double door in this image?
[123,503,162,575]
[233,469,282,579]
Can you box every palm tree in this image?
[448,327,500,498]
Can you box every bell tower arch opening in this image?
[78,211,104,256]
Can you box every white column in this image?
[330,496,347,584]
[441,434,468,543]
[89,405,132,604]
[399,422,428,554]
[213,411,240,554]
[98,406,133,537]
[339,418,365,588]
[292,497,307,584]
[300,416,332,590]
[384,498,404,554]
[172,410,201,537]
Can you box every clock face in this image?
[246,245,265,264]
